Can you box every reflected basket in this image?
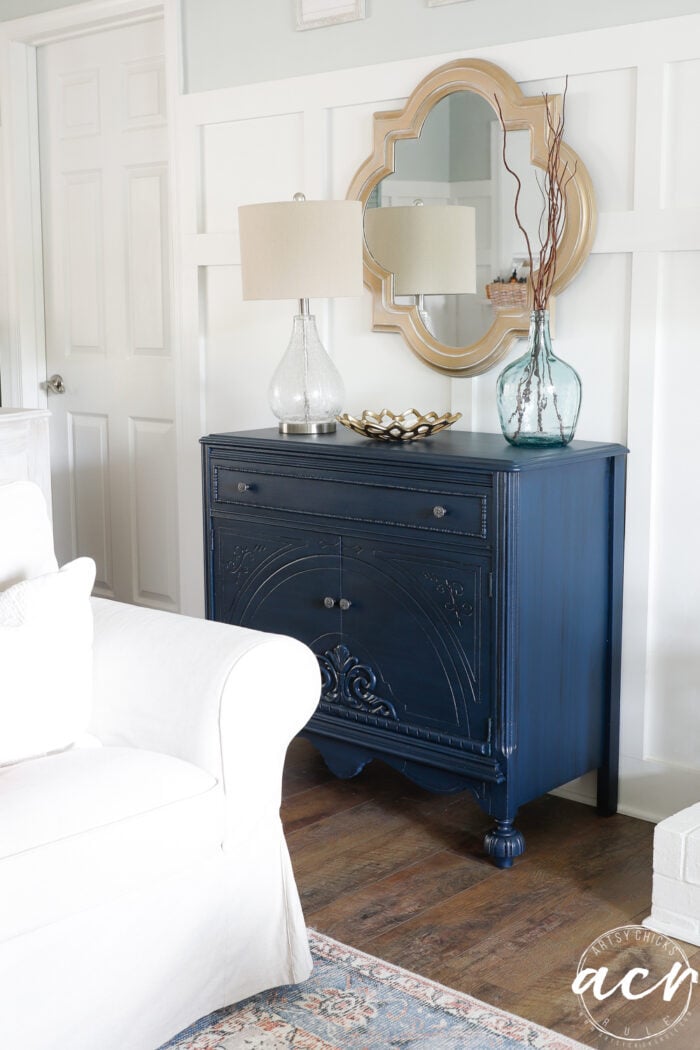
[485,282,528,309]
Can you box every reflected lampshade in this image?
[364,203,476,296]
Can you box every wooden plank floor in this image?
[282,737,700,1049]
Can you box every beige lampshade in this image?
[238,199,364,301]
[364,204,476,296]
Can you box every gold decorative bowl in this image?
[336,408,462,442]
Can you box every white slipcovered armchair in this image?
[0,480,320,1050]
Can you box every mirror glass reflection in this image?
[364,92,544,349]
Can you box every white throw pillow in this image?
[0,557,96,765]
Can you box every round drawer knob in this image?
[433,505,447,519]
[323,596,336,609]
[237,482,250,492]
[339,598,352,611]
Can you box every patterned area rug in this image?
[160,929,589,1049]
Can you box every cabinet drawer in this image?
[211,461,489,540]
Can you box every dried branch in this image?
[495,94,534,282]
[496,78,576,312]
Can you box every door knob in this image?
[339,598,352,611]
[323,596,336,609]
[45,373,66,394]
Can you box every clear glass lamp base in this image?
[269,312,344,436]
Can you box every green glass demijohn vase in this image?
[497,309,581,447]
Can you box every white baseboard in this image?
[549,756,700,825]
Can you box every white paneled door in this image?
[38,17,178,610]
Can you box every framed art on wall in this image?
[295,0,366,31]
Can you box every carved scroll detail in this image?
[318,643,397,720]
[223,543,265,581]
[424,571,473,628]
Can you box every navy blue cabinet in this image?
[202,428,627,867]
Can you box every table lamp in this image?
[364,200,476,332]
[238,193,363,434]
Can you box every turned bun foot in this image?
[484,819,526,868]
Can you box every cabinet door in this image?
[334,539,492,749]
[211,519,341,651]
[210,519,492,751]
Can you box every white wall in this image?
[180,0,700,92]
[4,0,700,92]
[174,14,700,823]
[0,0,92,20]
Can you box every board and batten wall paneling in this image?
[661,58,700,210]
[201,113,306,230]
[175,15,700,822]
[646,250,700,770]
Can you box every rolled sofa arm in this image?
[90,597,321,822]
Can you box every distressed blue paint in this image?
[202,428,627,867]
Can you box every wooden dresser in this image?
[202,428,627,867]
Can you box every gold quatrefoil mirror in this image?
[346,59,596,376]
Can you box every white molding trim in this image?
[0,0,163,45]
[295,1,365,32]
[0,37,44,409]
[163,1,204,615]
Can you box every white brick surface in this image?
[646,803,700,947]
[657,804,700,835]
[644,908,700,945]
[653,873,700,918]
[654,824,685,879]
[684,833,700,885]
[652,803,700,880]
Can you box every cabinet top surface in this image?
[202,428,627,472]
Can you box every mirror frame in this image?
[346,59,597,376]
